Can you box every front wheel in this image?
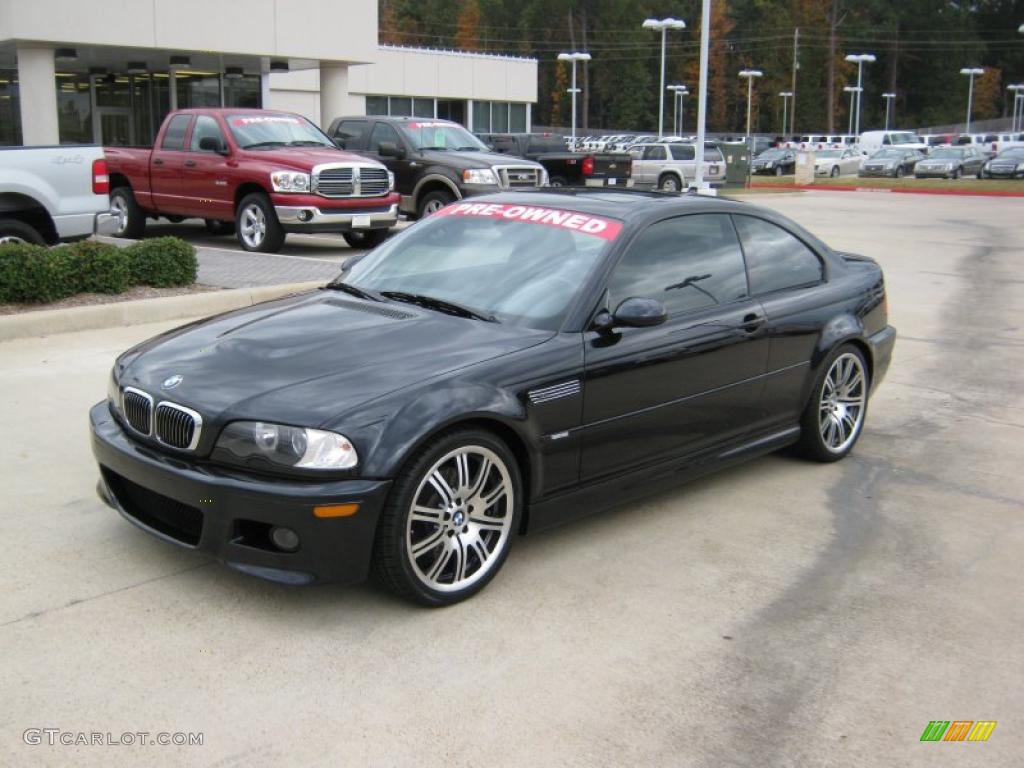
[342,228,390,249]
[418,189,455,218]
[0,218,46,245]
[775,166,783,177]
[794,344,869,462]
[895,166,905,178]
[109,187,145,239]
[658,174,681,192]
[236,193,285,253]
[372,429,521,606]
[830,166,840,178]
[950,169,960,180]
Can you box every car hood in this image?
[418,149,543,171]
[116,290,552,429]
[239,146,374,171]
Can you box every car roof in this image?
[456,189,753,221]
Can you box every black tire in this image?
[793,344,870,463]
[548,175,568,187]
[204,219,235,236]
[372,428,522,607]
[774,166,783,177]
[342,228,390,249]
[109,187,145,239]
[235,193,285,253]
[0,218,46,245]
[830,166,840,178]
[951,169,960,180]
[895,166,905,178]
[418,189,455,218]
[658,173,682,192]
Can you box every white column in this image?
[259,73,270,108]
[525,102,532,132]
[17,45,59,146]
[320,63,351,127]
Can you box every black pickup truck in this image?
[479,133,632,188]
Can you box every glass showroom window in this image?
[510,103,527,132]
[492,102,509,133]
[472,100,491,133]
[0,71,22,145]
[366,95,388,115]
[413,97,434,117]
[56,74,91,144]
[223,75,261,108]
[389,96,412,116]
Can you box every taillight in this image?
[582,156,595,176]
[92,158,110,195]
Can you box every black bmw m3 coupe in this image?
[92,190,895,605]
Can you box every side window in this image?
[368,122,400,153]
[492,136,516,154]
[642,145,667,161]
[334,120,368,149]
[161,114,192,150]
[669,144,695,161]
[607,214,749,316]
[733,215,823,295]
[190,115,225,152]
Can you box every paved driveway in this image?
[2,192,1021,766]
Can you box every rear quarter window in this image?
[161,114,192,150]
[733,215,823,295]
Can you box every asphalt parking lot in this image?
[3,191,1021,767]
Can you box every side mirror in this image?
[594,297,668,331]
[378,141,405,159]
[333,137,346,149]
[199,136,228,155]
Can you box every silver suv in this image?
[628,142,727,191]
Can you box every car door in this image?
[966,147,983,175]
[580,213,770,481]
[150,113,193,213]
[841,149,860,174]
[731,214,833,428]
[669,143,696,181]
[637,144,668,184]
[364,121,417,191]
[178,114,234,220]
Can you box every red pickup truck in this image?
[105,108,400,252]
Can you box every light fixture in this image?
[55,48,78,61]
[844,53,876,139]
[960,67,985,134]
[126,62,148,74]
[225,66,243,79]
[557,52,591,144]
[170,55,191,67]
[643,18,687,138]
[270,60,289,72]
[778,91,793,136]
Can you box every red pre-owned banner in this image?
[435,202,623,241]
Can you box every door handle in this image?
[741,313,764,334]
[153,158,164,165]
[184,160,196,167]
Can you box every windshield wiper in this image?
[242,141,286,149]
[453,146,482,151]
[325,281,383,302]
[380,291,498,322]
[416,146,448,151]
[288,140,331,147]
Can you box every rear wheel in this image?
[0,218,46,245]
[418,189,455,218]
[372,429,521,606]
[658,174,681,192]
[794,344,869,462]
[236,193,285,253]
[774,166,783,177]
[110,187,145,239]
[342,228,390,249]
[548,175,568,187]
[830,166,840,178]
[204,219,235,236]
[895,166,905,178]
[951,169,961,180]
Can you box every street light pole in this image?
[739,69,763,187]
[643,17,686,139]
[882,92,895,131]
[843,86,860,135]
[1011,85,1024,133]
[557,52,591,146]
[667,85,688,136]
[694,0,711,192]
[778,91,793,136]
[844,53,875,142]
[960,67,984,134]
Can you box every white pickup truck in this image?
[0,146,117,244]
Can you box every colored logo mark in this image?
[920,721,996,742]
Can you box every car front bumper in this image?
[914,168,956,178]
[858,168,898,177]
[274,202,400,234]
[90,402,391,586]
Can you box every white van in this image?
[858,130,928,156]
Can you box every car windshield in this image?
[996,149,1024,160]
[889,133,917,144]
[227,114,334,149]
[816,150,842,158]
[929,148,964,159]
[398,121,487,151]
[873,150,904,159]
[758,149,787,159]
[340,202,621,330]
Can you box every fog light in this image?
[297,209,313,222]
[270,526,300,552]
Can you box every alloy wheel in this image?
[818,352,867,453]
[110,195,129,236]
[240,204,267,248]
[0,235,27,244]
[422,199,446,216]
[405,446,514,593]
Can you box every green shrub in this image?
[64,240,131,294]
[125,237,197,287]
[0,243,78,303]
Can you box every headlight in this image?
[270,170,310,193]
[107,368,121,412]
[462,168,498,185]
[215,421,358,471]
[1016,163,1024,171]
[387,170,395,190]
[540,167,549,186]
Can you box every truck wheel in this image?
[0,219,46,245]
[236,193,285,253]
[830,166,840,178]
[342,229,390,249]
[418,189,454,218]
[895,166,905,178]
[204,219,235,236]
[658,174,681,192]
[110,187,145,239]
[548,176,568,187]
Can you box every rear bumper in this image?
[867,325,896,393]
[275,203,399,234]
[94,210,119,237]
[90,401,390,586]
[583,178,633,187]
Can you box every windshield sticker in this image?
[407,122,450,129]
[232,116,301,126]
[436,202,623,241]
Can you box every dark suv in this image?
[326,116,547,218]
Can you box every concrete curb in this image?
[750,182,1024,197]
[0,281,325,343]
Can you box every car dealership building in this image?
[0,0,537,147]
